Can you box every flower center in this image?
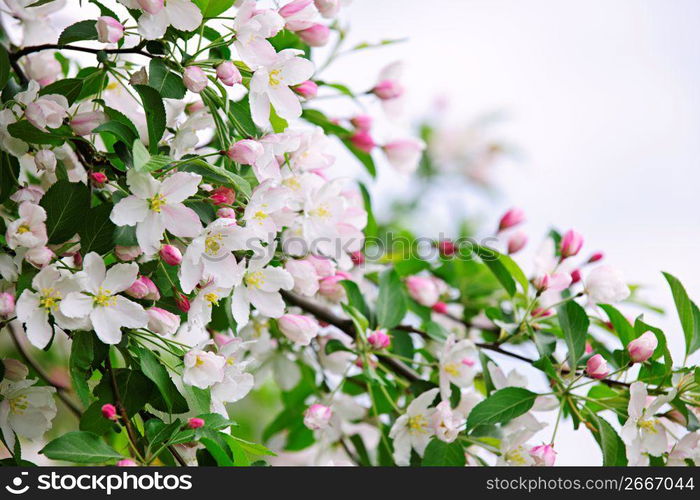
[443,362,460,377]
[638,418,659,433]
[253,210,268,221]
[283,177,301,190]
[17,224,31,234]
[505,446,528,465]
[205,233,223,255]
[9,395,29,415]
[245,271,265,289]
[148,193,167,213]
[407,414,428,434]
[39,287,62,311]
[93,288,117,307]
[195,354,207,366]
[204,292,219,306]
[268,69,282,87]
[309,205,330,218]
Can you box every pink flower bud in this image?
[160,244,182,265]
[216,207,236,219]
[2,359,28,381]
[90,171,108,186]
[292,80,318,99]
[115,245,142,261]
[0,292,15,317]
[570,269,582,284]
[209,186,235,206]
[25,246,54,268]
[216,61,242,86]
[318,272,349,302]
[70,111,107,136]
[137,0,163,15]
[588,251,604,263]
[147,307,180,336]
[373,79,404,100]
[432,301,448,314]
[186,100,205,114]
[303,403,332,430]
[117,459,138,467]
[350,250,365,266]
[405,276,440,307]
[187,417,205,429]
[34,149,56,173]
[298,23,330,46]
[175,292,191,313]
[227,139,264,165]
[126,276,160,301]
[305,255,336,278]
[533,273,550,292]
[101,403,118,420]
[437,240,456,257]
[96,16,124,43]
[367,329,391,349]
[586,354,609,379]
[507,230,528,255]
[529,444,556,466]
[498,207,525,232]
[350,129,375,153]
[531,307,552,318]
[560,229,584,259]
[627,331,657,363]
[351,114,372,131]
[279,0,316,31]
[278,314,320,345]
[183,66,208,93]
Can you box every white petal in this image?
[113,296,148,329]
[60,292,94,318]
[248,289,285,318]
[166,0,203,32]
[83,252,107,293]
[25,314,54,349]
[249,91,270,128]
[103,263,140,293]
[90,307,124,344]
[179,259,204,294]
[203,253,244,289]
[258,266,294,292]
[230,285,250,328]
[159,172,201,203]
[126,168,159,199]
[280,57,315,85]
[136,212,165,255]
[110,196,149,226]
[161,203,202,238]
[137,11,170,40]
[268,86,301,120]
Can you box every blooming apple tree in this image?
[0,0,698,467]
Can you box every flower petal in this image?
[136,211,165,255]
[82,252,107,293]
[159,172,202,203]
[103,262,139,293]
[161,203,202,238]
[60,292,94,318]
[248,289,285,318]
[110,196,149,227]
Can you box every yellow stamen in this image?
[638,419,659,433]
[148,193,167,213]
[17,224,31,234]
[9,395,29,415]
[93,288,117,307]
[39,287,62,311]
[245,271,265,289]
[268,69,282,86]
[505,446,528,465]
[407,414,428,434]
[443,363,460,377]
[309,205,330,218]
[205,233,223,255]
[204,292,219,306]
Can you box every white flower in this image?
[285,258,320,296]
[249,49,314,127]
[0,108,28,157]
[585,265,630,305]
[232,0,284,67]
[126,0,203,40]
[210,339,254,413]
[389,388,439,466]
[169,108,214,159]
[230,252,294,329]
[287,127,335,174]
[6,202,47,250]
[621,381,676,465]
[431,401,465,443]
[186,281,232,329]
[60,253,148,344]
[182,347,226,389]
[15,265,87,348]
[252,132,301,181]
[0,378,56,450]
[497,428,537,466]
[179,218,248,293]
[110,169,203,255]
[25,93,69,131]
[667,432,700,466]
[242,180,292,240]
[438,334,477,400]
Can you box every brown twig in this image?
[9,42,152,61]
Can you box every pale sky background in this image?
[4,0,699,465]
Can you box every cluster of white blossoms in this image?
[0,0,697,468]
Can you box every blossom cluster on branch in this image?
[0,0,698,467]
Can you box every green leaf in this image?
[94,121,137,146]
[39,78,83,105]
[137,347,189,414]
[467,387,538,429]
[179,158,251,198]
[340,280,371,322]
[133,84,166,153]
[0,45,11,91]
[7,120,68,145]
[148,59,186,99]
[40,180,91,244]
[78,203,116,255]
[475,245,528,296]
[200,436,234,466]
[40,431,122,464]
[421,438,466,466]
[663,272,699,355]
[0,152,20,204]
[376,269,407,329]
[599,304,634,346]
[69,331,106,406]
[585,409,627,466]
[58,20,99,46]
[193,0,235,17]
[558,300,589,370]
[228,95,258,138]
[93,368,154,417]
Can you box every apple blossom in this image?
[227,139,264,165]
[292,80,318,98]
[314,0,341,18]
[110,169,203,255]
[349,129,375,153]
[431,401,465,443]
[0,378,57,450]
[25,246,54,268]
[70,111,107,136]
[96,16,124,43]
[132,0,203,40]
[507,230,528,254]
[285,259,320,296]
[439,334,477,400]
[117,459,138,466]
[389,388,439,466]
[114,245,142,261]
[560,229,584,258]
[25,93,69,131]
[24,53,61,87]
[584,265,630,304]
[373,78,404,100]
[278,314,320,346]
[498,207,525,232]
[366,329,390,349]
[318,273,349,302]
[160,244,183,266]
[216,61,242,86]
[101,403,118,420]
[588,251,604,263]
[90,172,108,186]
[303,403,332,430]
[529,444,556,466]
[210,339,255,412]
[147,307,181,336]
[383,138,426,174]
[279,0,318,31]
[0,292,15,317]
[126,275,160,301]
[183,66,208,93]
[231,0,284,66]
[627,331,658,363]
[405,275,440,307]
[182,348,226,389]
[209,187,236,206]
[586,354,610,379]
[298,23,330,46]
[188,417,205,429]
[1,359,28,382]
[34,149,56,172]
[59,253,148,344]
[6,202,47,251]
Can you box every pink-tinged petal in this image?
[83,252,107,293]
[230,284,250,327]
[90,307,124,344]
[161,203,202,238]
[136,212,166,255]
[166,0,203,32]
[110,196,149,226]
[159,172,202,203]
[126,169,159,199]
[103,262,140,293]
[258,266,294,292]
[113,295,148,329]
[137,10,170,40]
[247,289,285,318]
[60,292,94,318]
[268,86,302,120]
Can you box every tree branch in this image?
[9,42,152,61]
